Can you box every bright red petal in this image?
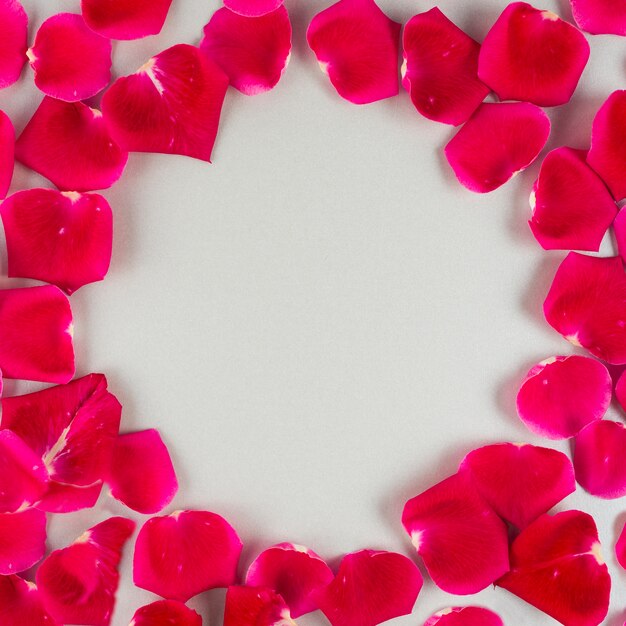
[0,110,14,198]
[614,207,626,264]
[570,0,626,35]
[616,522,626,570]
[0,575,59,626]
[133,510,242,602]
[130,600,202,626]
[424,607,503,626]
[224,0,283,18]
[616,367,626,413]
[36,481,103,514]
[224,586,293,626]
[306,0,400,105]
[102,44,228,162]
[0,0,27,89]
[0,509,47,575]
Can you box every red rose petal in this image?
[306,0,400,105]
[81,0,173,40]
[224,0,283,18]
[37,517,135,626]
[460,443,575,528]
[133,510,243,602]
[402,472,509,594]
[0,110,14,199]
[200,6,292,96]
[0,575,59,626]
[616,367,626,412]
[0,509,47,575]
[246,543,333,618]
[130,600,202,626]
[401,8,489,126]
[37,481,103,514]
[225,586,293,626]
[614,207,626,264]
[28,13,111,102]
[616,523,626,570]
[1,189,113,294]
[516,355,611,439]
[478,2,589,107]
[570,0,626,36]
[544,253,626,364]
[424,607,503,626]
[445,102,550,193]
[0,0,27,89]
[102,44,228,162]
[497,510,610,626]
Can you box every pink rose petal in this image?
[402,8,489,126]
[133,510,243,602]
[0,575,59,626]
[544,253,626,364]
[130,600,202,626]
[616,523,626,570]
[424,607,503,626]
[616,367,626,413]
[224,586,293,626]
[0,110,15,199]
[0,509,47,574]
[497,510,610,626]
[306,0,400,105]
[516,355,611,439]
[1,189,113,294]
[36,481,103,514]
[478,2,589,107]
[102,44,228,162]
[445,102,550,193]
[569,0,626,36]
[37,517,135,626]
[0,0,27,89]
[200,6,292,96]
[246,543,333,618]
[402,472,509,594]
[224,0,283,18]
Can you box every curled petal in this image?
[424,607,503,626]
[225,586,293,626]
[616,523,626,571]
[497,510,610,626]
[402,8,489,126]
[133,510,242,602]
[0,575,59,626]
[402,472,509,594]
[246,543,333,618]
[0,0,27,89]
[445,102,550,193]
[130,600,201,626]
[15,97,128,192]
[516,355,611,439]
[306,0,400,105]
[102,44,228,162]
[570,0,626,36]
[200,6,292,96]
[0,110,14,198]
[0,509,47,575]
[224,0,283,18]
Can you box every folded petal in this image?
[445,102,550,193]
[424,607,503,626]
[0,575,60,626]
[102,44,228,162]
[402,472,509,594]
[200,6,291,96]
[516,355,611,439]
[130,600,202,626]
[0,0,27,89]
[0,110,14,198]
[306,0,400,105]
[133,510,242,602]
[36,481,103,514]
[401,8,489,126]
[15,97,128,192]
[569,0,626,36]
[224,586,294,626]
[246,543,333,618]
[0,509,47,575]
[616,522,626,571]
[224,0,283,18]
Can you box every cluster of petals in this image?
[424,607,503,626]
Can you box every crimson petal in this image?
[0,575,59,626]
[614,207,626,264]
[570,0,626,36]
[424,607,503,626]
[616,523,626,571]
[0,0,27,89]
[0,509,47,574]
[0,110,14,199]
[37,481,103,514]
[129,600,202,626]
[224,0,283,18]
[225,586,293,626]
[616,367,626,413]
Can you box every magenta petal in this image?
[616,523,626,570]
[133,510,243,602]
[0,0,27,89]
[0,110,14,199]
[36,481,103,514]
[402,8,489,126]
[36,517,135,626]
[102,44,228,162]
[246,543,333,618]
[306,0,400,105]
[0,509,47,575]
[130,600,202,626]
[402,472,509,594]
[200,6,292,96]
[570,0,626,35]
[614,207,626,264]
[224,586,293,626]
[224,0,283,18]
[424,607,503,626]
[0,575,59,626]
[616,368,626,413]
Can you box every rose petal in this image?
[36,517,135,626]
[36,481,103,514]
[569,0,626,36]
[616,367,626,413]
[401,8,489,126]
[0,509,47,575]
[497,510,611,626]
[306,0,400,105]
[200,6,291,96]
[402,472,509,594]
[225,586,293,626]
[0,110,14,199]
[15,97,128,192]
[224,0,283,18]
[0,0,27,89]
[614,207,626,265]
[130,600,202,626]
[102,44,228,162]
[81,0,173,40]
[544,253,626,364]
[0,575,59,626]
[133,510,242,602]
[616,522,626,571]
[445,102,550,193]
[424,607,503,626]
[516,355,611,439]
[246,543,333,618]
[478,2,589,107]
[460,442,575,528]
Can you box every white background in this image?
[2,0,626,623]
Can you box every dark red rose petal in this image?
[424,607,503,626]
[224,586,293,626]
[0,0,27,89]
[0,509,47,574]
[569,0,626,36]
[224,0,283,18]
[0,110,14,198]
[129,600,202,626]
[0,575,59,626]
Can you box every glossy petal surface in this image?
[0,0,27,89]
[225,586,293,626]
[0,110,14,198]
[224,0,283,17]
[0,575,59,626]
[570,0,626,35]
[0,509,47,574]
[424,607,503,626]
[129,600,202,626]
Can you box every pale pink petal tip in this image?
[570,0,626,36]
[106,428,178,514]
[460,443,575,528]
[0,509,47,574]
[224,0,284,18]
[402,8,489,126]
[544,253,626,364]
[313,550,422,626]
[133,510,242,602]
[497,510,611,626]
[424,607,503,626]
[445,102,550,193]
[37,517,135,626]
[0,110,15,198]
[130,600,202,626]
[402,472,509,594]
[81,0,173,40]
[246,543,333,617]
[15,97,128,192]
[0,0,27,89]
[200,6,292,96]
[516,355,611,439]
[102,44,228,162]
[616,523,626,570]
[478,2,589,107]
[0,575,60,626]
[225,586,293,626]
[306,0,401,105]
[28,13,111,102]
[1,189,113,294]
